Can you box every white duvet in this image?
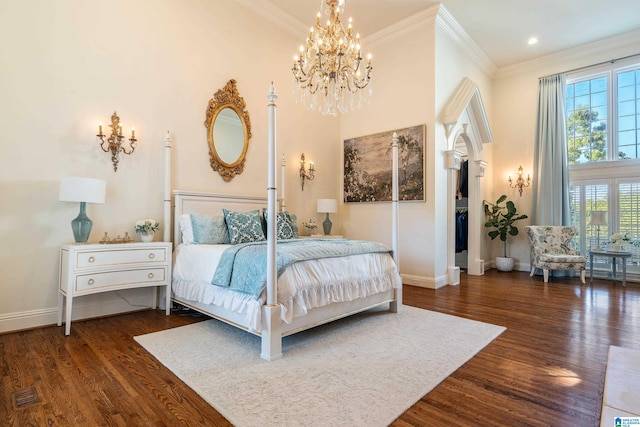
[172,243,401,331]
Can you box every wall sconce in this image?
[508,166,530,196]
[97,111,137,172]
[299,153,315,191]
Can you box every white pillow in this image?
[179,214,194,244]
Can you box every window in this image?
[617,69,640,159]
[566,65,640,164]
[566,76,608,163]
[566,61,640,272]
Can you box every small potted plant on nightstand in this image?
[135,218,159,242]
[484,195,528,271]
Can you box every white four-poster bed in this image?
[163,84,402,361]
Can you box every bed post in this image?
[281,154,286,213]
[390,132,402,312]
[163,131,172,244]
[262,83,283,361]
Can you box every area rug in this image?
[135,306,505,427]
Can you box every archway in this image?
[441,78,493,284]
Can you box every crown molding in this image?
[233,0,307,37]
[435,6,497,77]
[363,3,439,48]
[495,28,640,80]
[233,1,497,77]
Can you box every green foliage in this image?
[484,195,528,257]
[344,145,379,202]
[567,109,607,164]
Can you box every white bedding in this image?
[172,242,401,331]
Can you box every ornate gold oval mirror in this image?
[205,79,251,181]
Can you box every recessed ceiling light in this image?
[528,37,538,45]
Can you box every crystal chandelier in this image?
[292,0,373,116]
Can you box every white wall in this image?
[0,0,339,332]
[340,11,437,286]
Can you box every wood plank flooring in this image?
[1,270,638,426]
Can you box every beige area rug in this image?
[135,306,505,427]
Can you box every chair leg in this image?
[580,269,586,284]
[543,270,549,283]
[530,266,536,277]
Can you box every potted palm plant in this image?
[484,195,528,271]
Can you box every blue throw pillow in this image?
[223,209,266,244]
[190,213,229,244]
[262,209,299,240]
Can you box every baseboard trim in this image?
[402,273,449,289]
[0,292,158,335]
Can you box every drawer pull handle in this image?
[88,257,95,263]
[148,253,155,259]
[148,273,154,279]
[88,279,95,285]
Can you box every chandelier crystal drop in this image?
[292,0,373,116]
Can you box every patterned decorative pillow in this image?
[189,213,230,244]
[263,209,299,240]
[223,209,266,244]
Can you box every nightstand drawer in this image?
[76,247,167,269]
[75,268,166,292]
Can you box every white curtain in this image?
[531,74,571,226]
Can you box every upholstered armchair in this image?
[525,226,586,284]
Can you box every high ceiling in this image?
[263,0,640,68]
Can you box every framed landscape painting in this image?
[344,124,425,203]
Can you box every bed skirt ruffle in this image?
[172,251,401,331]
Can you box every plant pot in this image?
[139,231,154,242]
[495,256,515,272]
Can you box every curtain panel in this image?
[532,74,571,226]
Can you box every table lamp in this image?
[589,210,607,250]
[59,177,106,243]
[317,198,338,235]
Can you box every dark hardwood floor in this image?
[1,270,638,426]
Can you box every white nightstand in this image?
[57,241,172,335]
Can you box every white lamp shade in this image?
[589,211,607,226]
[317,198,338,213]
[59,177,106,204]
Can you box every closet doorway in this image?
[446,129,486,283]
[454,138,469,272]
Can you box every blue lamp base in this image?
[71,202,93,243]
[322,213,332,235]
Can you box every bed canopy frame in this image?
[162,84,401,361]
